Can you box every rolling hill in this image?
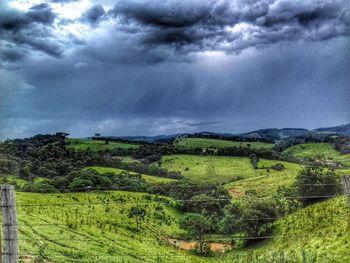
[174,138,274,150]
[282,143,350,167]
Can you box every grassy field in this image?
[116,156,139,163]
[14,191,192,263]
[88,166,177,185]
[251,196,350,262]
[10,191,349,263]
[282,143,350,166]
[10,191,266,263]
[225,160,303,197]
[0,175,27,187]
[65,139,139,151]
[175,138,274,150]
[156,155,296,184]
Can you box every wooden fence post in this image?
[341,176,350,229]
[1,185,19,263]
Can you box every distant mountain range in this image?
[314,123,350,136]
[103,123,350,142]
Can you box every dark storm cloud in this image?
[0,2,61,65]
[2,36,347,139]
[0,0,349,139]
[27,3,56,24]
[82,4,106,24]
[109,0,350,54]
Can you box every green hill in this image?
[156,155,298,184]
[15,191,190,263]
[88,166,177,185]
[282,143,350,166]
[175,138,274,150]
[13,191,350,263]
[225,160,303,197]
[65,139,139,151]
[251,196,350,262]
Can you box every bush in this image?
[272,163,285,171]
[68,178,94,190]
[221,200,278,246]
[293,166,342,205]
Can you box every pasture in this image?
[11,191,349,263]
[253,196,350,262]
[175,138,274,150]
[282,143,350,166]
[88,166,177,185]
[156,155,294,184]
[225,160,303,197]
[65,139,139,151]
[15,191,189,263]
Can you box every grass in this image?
[282,143,350,167]
[10,191,263,263]
[251,196,350,262]
[11,191,350,263]
[116,156,139,163]
[225,160,303,197]
[65,138,139,151]
[88,166,177,185]
[156,155,294,184]
[175,138,274,150]
[0,175,27,187]
[14,191,192,263]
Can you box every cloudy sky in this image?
[0,0,349,139]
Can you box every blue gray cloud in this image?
[0,0,349,139]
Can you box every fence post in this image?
[341,176,350,229]
[1,185,19,263]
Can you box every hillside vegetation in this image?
[252,196,350,262]
[15,191,191,263]
[2,134,350,262]
[282,143,350,166]
[88,166,177,185]
[175,138,274,150]
[13,191,350,263]
[66,139,139,151]
[156,155,299,184]
[225,160,303,197]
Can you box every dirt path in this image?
[168,239,233,253]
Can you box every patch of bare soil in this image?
[168,239,233,253]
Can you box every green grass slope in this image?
[15,191,191,263]
[12,191,258,263]
[156,155,284,184]
[66,139,139,151]
[282,143,350,166]
[88,166,177,184]
[251,196,350,262]
[8,190,349,262]
[225,160,303,197]
[175,138,274,150]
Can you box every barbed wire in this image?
[7,194,346,208]
[11,182,345,193]
[8,212,347,228]
[3,232,348,242]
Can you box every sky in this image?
[0,0,349,139]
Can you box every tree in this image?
[19,164,31,179]
[294,166,342,205]
[180,214,215,254]
[68,178,94,191]
[187,194,223,215]
[128,206,146,231]
[221,200,277,246]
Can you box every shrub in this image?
[294,166,342,205]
